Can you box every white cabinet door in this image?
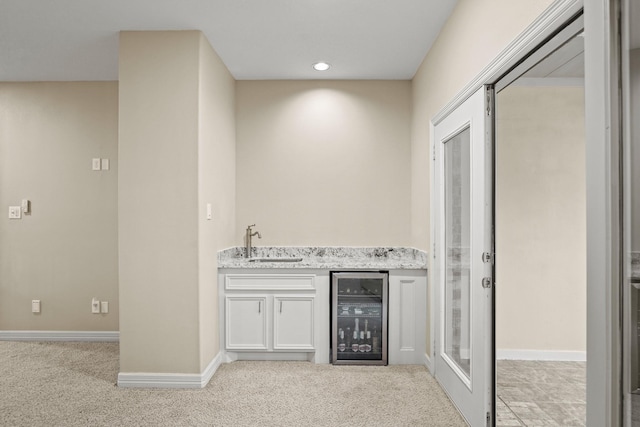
[388,271,427,364]
[273,296,315,350]
[226,296,268,350]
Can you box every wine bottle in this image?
[338,328,346,352]
[359,330,366,352]
[352,318,360,352]
[346,327,352,351]
[365,331,372,353]
[372,327,380,353]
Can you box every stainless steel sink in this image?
[248,257,303,263]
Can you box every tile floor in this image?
[496,360,586,426]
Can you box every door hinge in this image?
[432,145,436,161]
[482,252,494,264]
[486,411,491,427]
[482,277,493,289]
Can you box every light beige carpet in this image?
[0,341,467,426]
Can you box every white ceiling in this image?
[0,0,458,81]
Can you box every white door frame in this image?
[584,0,623,425]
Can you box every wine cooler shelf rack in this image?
[337,303,382,318]
[336,292,382,297]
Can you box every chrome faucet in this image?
[245,224,261,258]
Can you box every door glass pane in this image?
[444,126,472,379]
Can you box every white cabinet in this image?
[225,294,314,351]
[221,272,328,361]
[219,269,425,365]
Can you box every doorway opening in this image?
[494,24,586,427]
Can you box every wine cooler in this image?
[331,271,388,365]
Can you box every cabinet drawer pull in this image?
[258,301,261,313]
[280,301,283,313]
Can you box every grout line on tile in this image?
[497,395,526,426]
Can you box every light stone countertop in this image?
[218,246,428,270]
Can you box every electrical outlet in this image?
[92,158,101,171]
[91,298,100,314]
[100,301,109,314]
[8,206,21,219]
[32,300,41,313]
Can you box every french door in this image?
[433,86,494,426]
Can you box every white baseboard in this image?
[423,352,433,373]
[0,330,119,342]
[117,351,223,389]
[201,352,223,386]
[497,349,586,361]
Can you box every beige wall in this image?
[0,82,119,331]
[236,80,411,247]
[411,0,555,355]
[411,0,554,251]
[197,33,236,371]
[119,31,235,375]
[119,31,201,373]
[496,85,586,353]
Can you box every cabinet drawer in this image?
[225,274,315,291]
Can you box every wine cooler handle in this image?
[279,301,283,313]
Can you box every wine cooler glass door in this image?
[332,272,388,365]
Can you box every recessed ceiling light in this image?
[312,62,331,71]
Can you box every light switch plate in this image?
[100,301,109,314]
[8,206,21,219]
[21,199,31,214]
[32,300,41,313]
[92,158,101,171]
[91,298,100,314]
[101,158,110,170]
